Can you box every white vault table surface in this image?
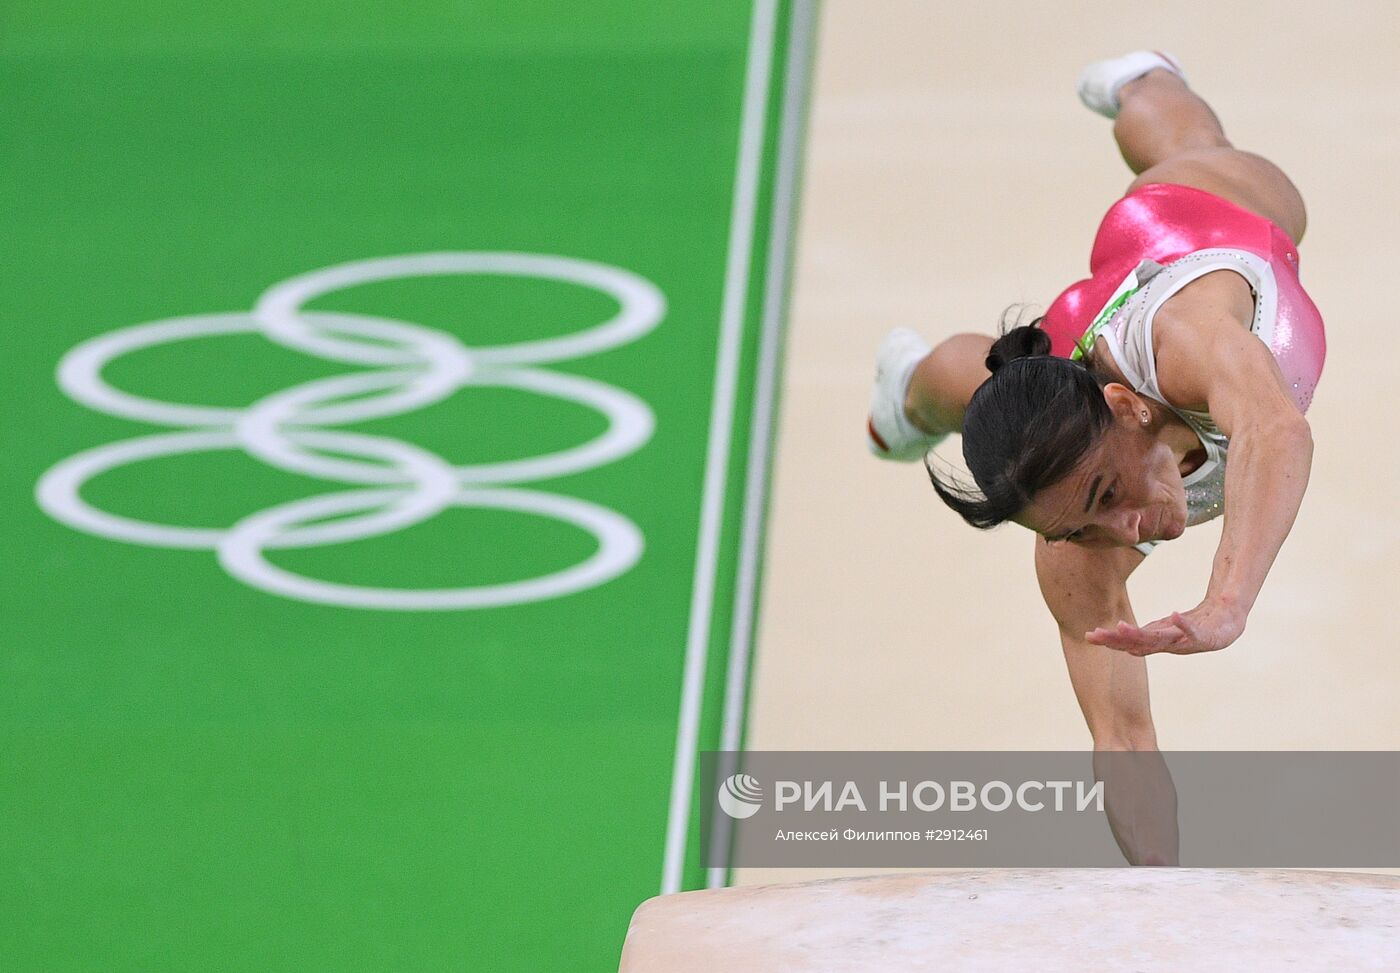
[620,869,1400,971]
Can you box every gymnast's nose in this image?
[1106,510,1142,547]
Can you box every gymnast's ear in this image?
[1101,382,1148,423]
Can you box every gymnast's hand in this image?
[1084,599,1247,656]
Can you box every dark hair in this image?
[926,316,1112,529]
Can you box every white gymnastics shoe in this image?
[867,328,948,461]
[1076,51,1186,119]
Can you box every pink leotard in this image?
[1041,182,1325,412]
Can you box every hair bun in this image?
[984,322,1051,373]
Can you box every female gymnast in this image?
[866,52,1324,756]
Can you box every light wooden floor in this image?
[740,0,1400,885]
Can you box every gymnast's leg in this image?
[1113,68,1308,244]
[901,332,991,436]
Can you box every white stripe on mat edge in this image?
[706,0,818,890]
[661,0,779,896]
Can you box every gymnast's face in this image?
[1015,388,1190,549]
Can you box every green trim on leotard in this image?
[1070,281,1143,361]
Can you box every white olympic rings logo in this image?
[35,252,666,610]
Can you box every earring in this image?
[1140,410,1149,425]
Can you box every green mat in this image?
[2,1,813,968]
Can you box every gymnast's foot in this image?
[1077,51,1186,119]
[867,328,948,461]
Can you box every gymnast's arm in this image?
[1035,537,1178,865]
[1136,292,1315,655]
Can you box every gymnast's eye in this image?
[1100,486,1116,506]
